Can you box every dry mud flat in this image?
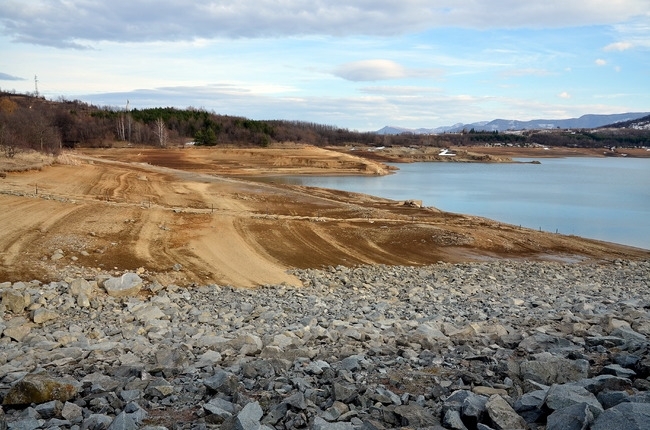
[0,146,649,287]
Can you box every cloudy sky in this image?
[1,1,649,131]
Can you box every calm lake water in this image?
[270,157,650,250]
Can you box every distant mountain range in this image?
[376,112,650,135]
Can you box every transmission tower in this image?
[34,75,39,97]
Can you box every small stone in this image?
[32,308,58,324]
[473,386,508,397]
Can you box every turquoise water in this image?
[272,157,650,250]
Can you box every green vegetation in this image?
[0,90,648,156]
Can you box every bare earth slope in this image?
[1,146,648,287]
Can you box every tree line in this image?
[1,90,648,158]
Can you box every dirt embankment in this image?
[0,146,648,287]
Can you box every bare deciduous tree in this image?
[154,117,168,147]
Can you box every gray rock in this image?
[2,321,32,342]
[224,401,263,430]
[69,278,93,298]
[546,402,594,430]
[597,391,631,409]
[102,273,143,297]
[610,327,647,344]
[61,401,83,422]
[602,363,636,378]
[485,394,528,430]
[312,417,354,430]
[544,383,603,417]
[514,389,546,423]
[574,375,633,395]
[283,392,307,410]
[442,409,468,430]
[32,308,58,324]
[591,402,650,430]
[81,414,113,430]
[204,401,234,423]
[33,400,62,419]
[409,323,449,349]
[107,411,138,430]
[333,381,358,403]
[2,289,27,313]
[520,356,589,385]
[204,370,239,396]
[461,392,488,424]
[6,417,42,430]
[393,404,439,427]
[518,333,577,353]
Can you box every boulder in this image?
[520,355,589,384]
[393,404,440,427]
[591,402,650,430]
[546,402,594,430]
[222,401,264,430]
[485,394,528,430]
[409,323,449,349]
[2,289,27,313]
[544,383,603,417]
[102,273,143,297]
[32,308,58,324]
[514,390,546,424]
[69,278,93,298]
[3,374,79,405]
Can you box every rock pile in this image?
[0,259,649,429]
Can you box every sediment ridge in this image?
[1,259,649,429]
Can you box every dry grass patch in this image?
[0,149,55,172]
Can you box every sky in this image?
[1,1,649,131]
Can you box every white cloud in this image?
[603,41,633,51]
[1,0,649,48]
[558,91,571,99]
[334,60,408,81]
[332,60,440,82]
[595,59,607,66]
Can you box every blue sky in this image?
[1,1,648,131]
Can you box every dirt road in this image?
[1,146,647,287]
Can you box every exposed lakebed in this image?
[268,157,650,250]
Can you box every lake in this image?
[269,157,650,250]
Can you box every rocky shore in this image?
[1,259,649,429]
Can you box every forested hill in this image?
[1,91,648,156]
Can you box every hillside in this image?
[378,112,650,134]
[2,91,649,157]
[601,114,650,130]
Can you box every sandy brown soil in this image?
[0,145,648,287]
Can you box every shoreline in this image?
[1,146,648,286]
